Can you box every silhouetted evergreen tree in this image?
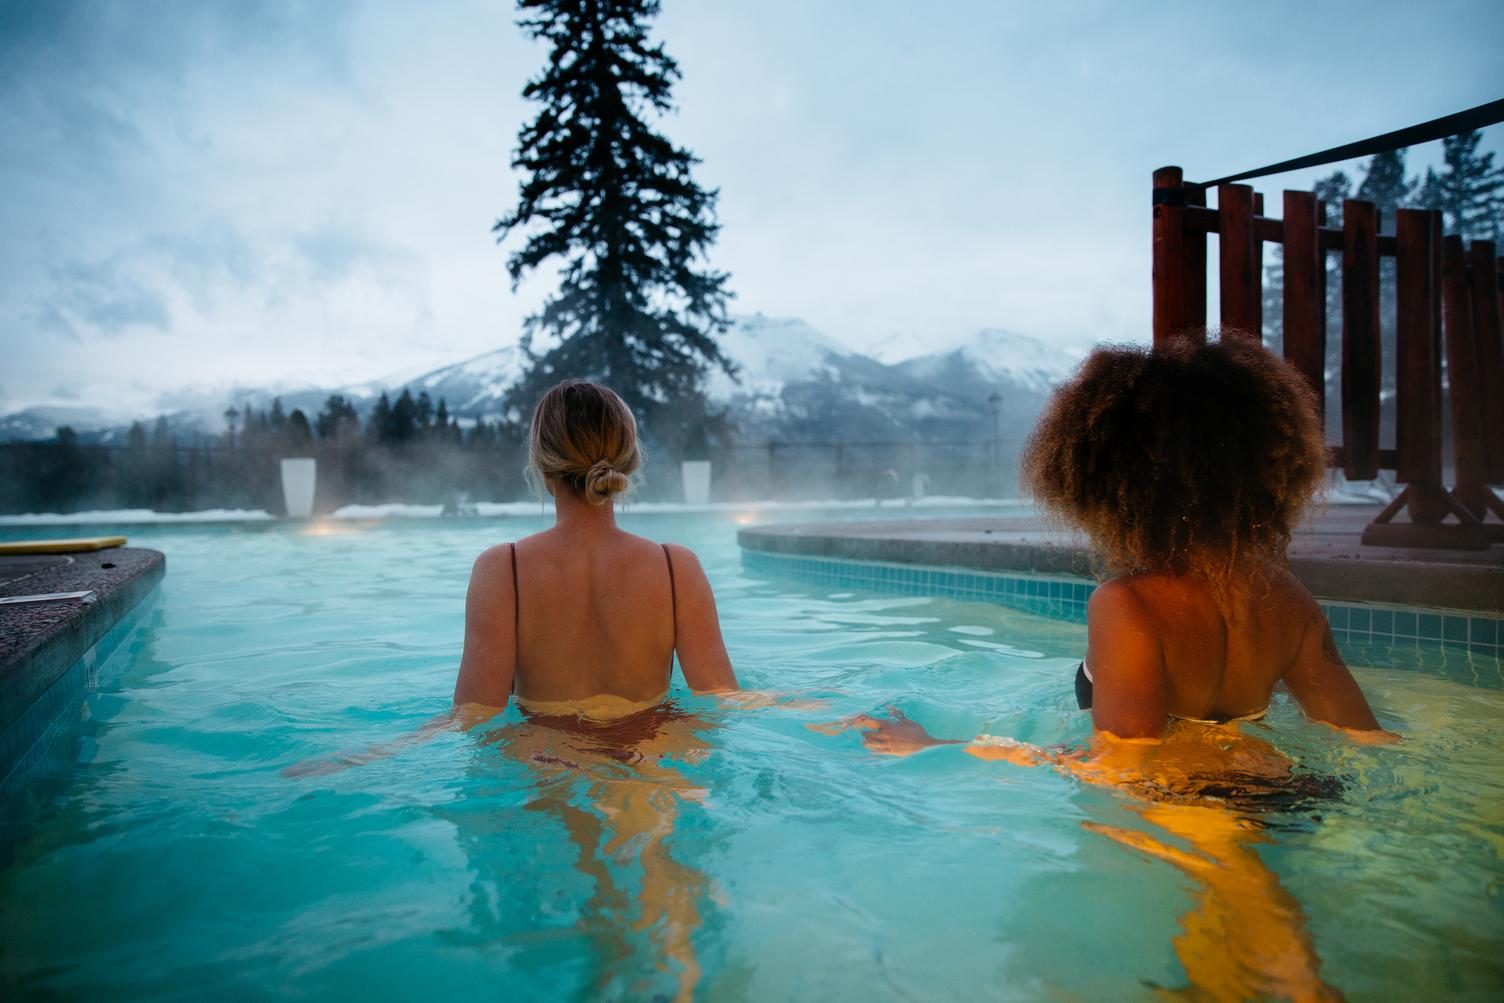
[287,409,313,446]
[1416,130,1504,242]
[316,395,361,440]
[368,393,392,442]
[387,389,418,444]
[495,0,734,439]
[1356,149,1417,234]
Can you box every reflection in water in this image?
[1087,800,1339,1002]
[481,703,716,1002]
[972,722,1347,1000]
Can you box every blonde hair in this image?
[527,379,643,505]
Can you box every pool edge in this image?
[0,548,165,789]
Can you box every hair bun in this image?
[584,459,629,503]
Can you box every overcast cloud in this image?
[1,0,1500,415]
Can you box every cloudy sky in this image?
[2,0,1500,415]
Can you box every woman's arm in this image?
[1084,581,1169,740]
[664,544,739,694]
[453,544,518,710]
[808,707,962,754]
[1283,607,1384,732]
[281,707,495,778]
[284,549,515,780]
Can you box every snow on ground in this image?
[0,508,274,525]
[0,498,1025,525]
[332,497,1029,520]
[0,486,1398,526]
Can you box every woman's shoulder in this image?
[1255,562,1321,616]
[604,530,702,564]
[472,531,548,574]
[472,540,518,570]
[1087,575,1163,629]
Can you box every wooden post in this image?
[1186,185,1207,334]
[1153,167,1192,345]
[1442,235,1485,517]
[1341,199,1381,480]
[1393,209,1446,522]
[1283,190,1324,420]
[1253,191,1266,339]
[1466,241,1504,485]
[1218,184,1260,338]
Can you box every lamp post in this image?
[987,391,1002,498]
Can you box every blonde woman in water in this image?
[453,379,740,1000]
[292,379,742,1000]
[452,378,738,713]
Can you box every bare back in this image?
[514,529,679,708]
[454,521,737,717]
[1085,564,1381,738]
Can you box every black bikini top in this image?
[1074,660,1266,724]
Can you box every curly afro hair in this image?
[1020,335,1327,583]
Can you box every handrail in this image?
[1189,98,1504,189]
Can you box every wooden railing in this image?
[1152,166,1504,549]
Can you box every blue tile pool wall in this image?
[0,589,160,792]
[741,550,1093,624]
[740,550,1504,687]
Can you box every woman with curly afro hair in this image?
[823,336,1387,1002]
[843,335,1384,750]
[1018,334,1385,738]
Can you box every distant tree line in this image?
[0,390,533,515]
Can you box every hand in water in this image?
[808,707,961,756]
[1339,724,1401,745]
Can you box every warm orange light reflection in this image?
[299,519,361,537]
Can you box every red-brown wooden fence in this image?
[1152,165,1504,549]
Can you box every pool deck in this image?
[738,505,1504,614]
[0,547,164,780]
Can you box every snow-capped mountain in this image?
[0,405,136,444]
[897,327,1083,394]
[0,315,1080,444]
[707,315,1078,442]
[342,344,527,415]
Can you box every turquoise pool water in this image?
[1,511,1500,1000]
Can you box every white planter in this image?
[680,460,712,506]
[280,458,317,519]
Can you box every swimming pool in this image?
[1,511,1500,1000]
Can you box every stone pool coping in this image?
[737,505,1504,614]
[0,547,165,781]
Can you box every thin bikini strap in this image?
[509,543,520,626]
[509,543,520,694]
[661,543,678,645]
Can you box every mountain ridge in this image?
[1,314,1080,445]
